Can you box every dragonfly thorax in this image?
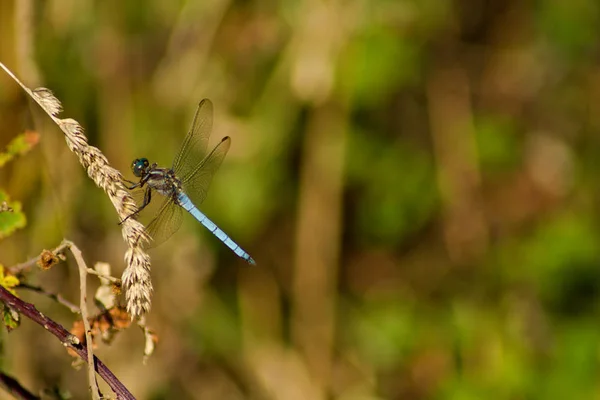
[131,157,182,196]
[147,168,183,197]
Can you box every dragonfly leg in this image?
[124,173,152,190]
[123,179,140,189]
[119,187,152,225]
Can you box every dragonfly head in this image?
[131,158,150,178]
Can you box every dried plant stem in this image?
[7,241,69,276]
[17,283,80,313]
[0,61,153,317]
[8,253,48,275]
[62,240,101,400]
[86,267,121,285]
[0,285,135,399]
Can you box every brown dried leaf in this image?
[106,306,132,331]
[37,250,60,270]
[67,319,85,358]
[68,306,134,358]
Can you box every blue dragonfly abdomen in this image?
[177,192,256,265]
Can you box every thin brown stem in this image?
[17,283,80,313]
[0,285,135,399]
[8,241,70,275]
[7,255,39,275]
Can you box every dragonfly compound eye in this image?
[132,158,148,177]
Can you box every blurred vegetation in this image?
[1,0,600,399]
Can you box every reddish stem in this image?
[0,285,135,400]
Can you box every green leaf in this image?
[0,265,20,332]
[0,131,39,167]
[0,190,26,240]
[2,275,19,290]
[0,264,19,296]
[2,306,20,332]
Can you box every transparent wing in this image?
[181,136,231,207]
[145,196,184,249]
[172,99,213,180]
[129,187,147,211]
[129,187,166,228]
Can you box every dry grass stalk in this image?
[0,62,153,317]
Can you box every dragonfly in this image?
[122,99,255,265]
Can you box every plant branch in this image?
[86,267,121,285]
[0,285,135,399]
[62,240,101,400]
[17,283,80,313]
[7,255,38,275]
[0,371,39,400]
[7,241,69,275]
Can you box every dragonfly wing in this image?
[129,187,169,227]
[181,136,231,207]
[129,187,148,212]
[172,99,213,180]
[145,196,184,248]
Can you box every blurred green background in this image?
[2,0,600,399]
